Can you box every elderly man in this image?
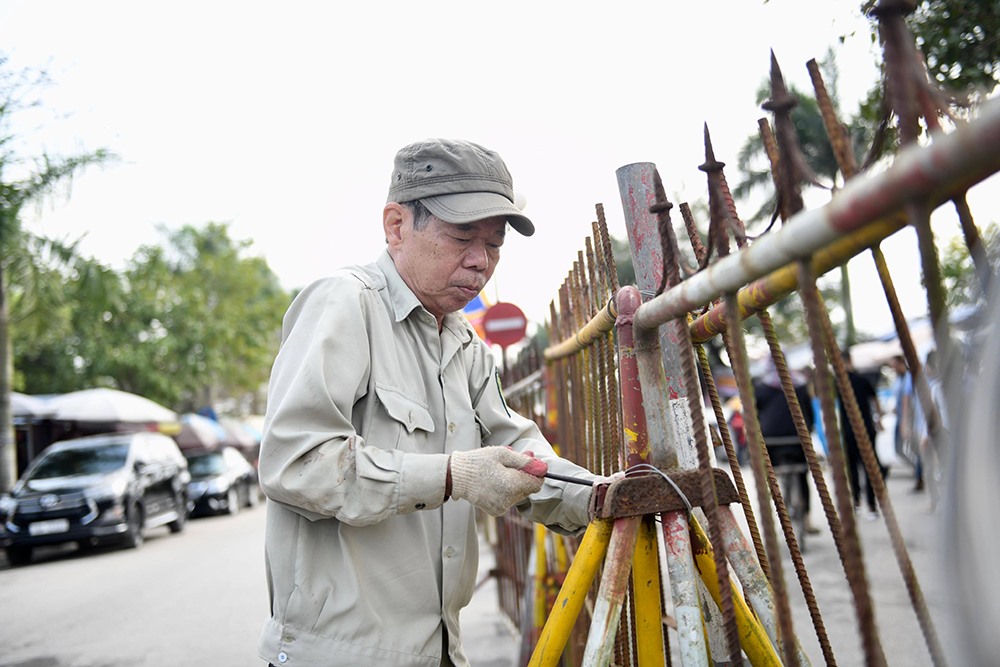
[257,138,599,667]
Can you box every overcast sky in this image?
[2,1,995,338]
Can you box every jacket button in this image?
[415,503,426,509]
[445,546,456,558]
[448,423,456,433]
[277,652,288,663]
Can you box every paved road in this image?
[761,459,958,666]
[0,502,517,667]
[0,505,271,666]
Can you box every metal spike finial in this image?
[762,51,796,114]
[699,123,725,173]
[869,0,918,18]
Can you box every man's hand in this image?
[448,446,547,516]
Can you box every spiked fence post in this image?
[617,166,716,664]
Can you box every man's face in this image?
[385,205,506,324]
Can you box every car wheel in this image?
[168,490,187,534]
[226,487,241,515]
[122,502,145,549]
[5,545,32,567]
[245,482,259,508]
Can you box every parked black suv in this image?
[0,431,191,566]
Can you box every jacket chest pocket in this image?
[369,382,436,452]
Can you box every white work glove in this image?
[448,446,548,516]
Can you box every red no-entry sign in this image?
[482,302,528,348]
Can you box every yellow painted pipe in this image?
[533,524,549,635]
[528,519,614,667]
[690,517,783,667]
[632,516,666,666]
[555,531,569,572]
[689,216,904,343]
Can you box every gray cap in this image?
[387,138,534,236]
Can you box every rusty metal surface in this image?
[495,7,998,665]
[631,96,1000,332]
[590,468,739,519]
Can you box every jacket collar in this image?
[376,250,474,344]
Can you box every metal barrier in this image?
[491,4,999,665]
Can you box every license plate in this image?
[29,518,70,536]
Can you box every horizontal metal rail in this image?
[542,98,1000,359]
[634,97,1000,333]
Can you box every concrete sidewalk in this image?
[461,531,522,667]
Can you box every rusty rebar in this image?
[758,316,838,667]
[799,259,888,667]
[819,294,948,667]
[680,202,709,268]
[952,192,994,293]
[652,169,742,665]
[808,57,951,665]
[725,293,798,665]
[696,343,768,579]
[706,121,832,665]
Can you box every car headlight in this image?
[0,494,16,516]
[205,477,230,495]
[84,477,128,502]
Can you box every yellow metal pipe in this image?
[528,519,614,667]
[690,517,783,666]
[631,516,666,666]
[544,297,618,361]
[689,216,905,343]
[533,524,549,636]
[555,532,569,572]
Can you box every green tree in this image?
[16,223,292,414]
[732,58,867,347]
[115,223,289,412]
[854,0,1000,155]
[938,222,1000,308]
[904,0,1000,101]
[0,56,113,491]
[8,239,121,393]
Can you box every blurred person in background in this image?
[753,358,819,534]
[839,348,886,520]
[888,354,920,492]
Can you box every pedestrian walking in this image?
[753,357,819,534]
[912,349,948,512]
[838,348,887,520]
[888,354,920,491]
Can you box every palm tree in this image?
[732,55,872,347]
[0,55,114,490]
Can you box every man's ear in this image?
[383,203,406,248]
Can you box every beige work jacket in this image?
[257,251,594,667]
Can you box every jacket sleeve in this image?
[257,276,449,525]
[467,342,595,535]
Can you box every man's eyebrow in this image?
[451,223,506,238]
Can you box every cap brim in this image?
[422,192,534,237]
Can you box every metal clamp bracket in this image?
[589,468,739,519]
